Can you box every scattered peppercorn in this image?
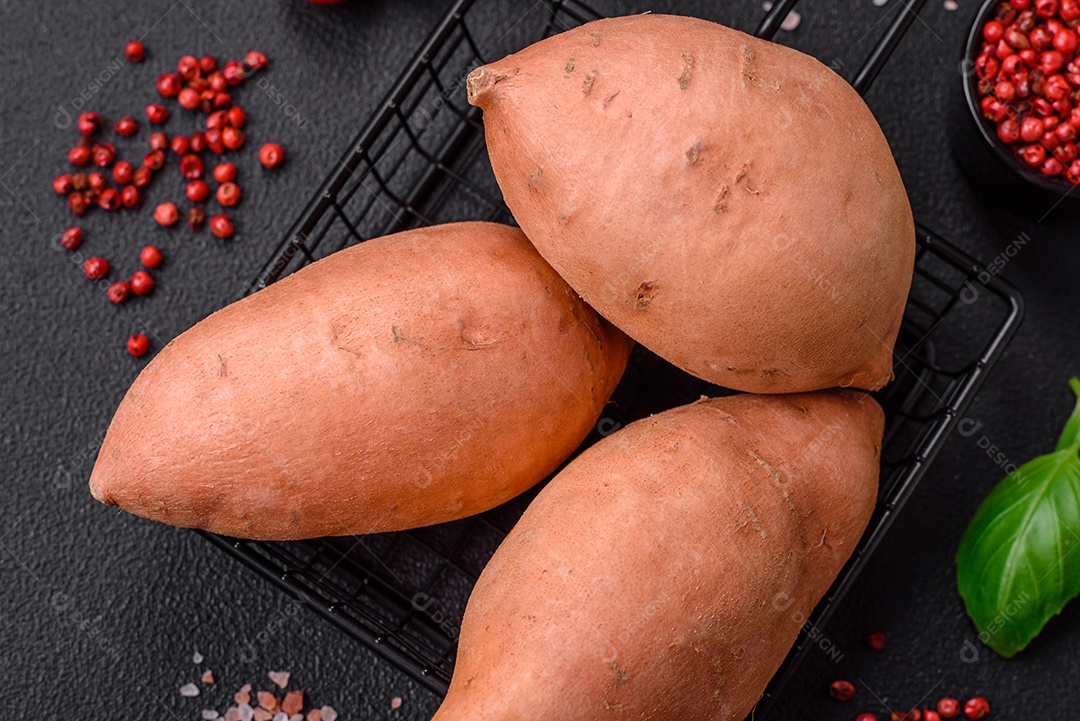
[125,40,145,63]
[189,130,207,153]
[68,146,91,167]
[121,184,141,208]
[154,202,179,226]
[856,715,879,721]
[178,87,201,111]
[53,174,73,195]
[829,680,856,701]
[77,111,103,136]
[130,270,154,295]
[143,149,165,171]
[209,213,233,238]
[140,245,163,268]
[132,166,152,188]
[188,206,206,231]
[227,105,246,128]
[867,632,887,651]
[60,227,83,250]
[127,333,150,357]
[205,128,225,154]
[156,73,182,98]
[114,115,140,137]
[924,710,942,721]
[98,187,120,210]
[68,192,89,215]
[213,162,237,183]
[936,698,961,718]
[963,697,990,719]
[259,142,285,168]
[180,153,204,179]
[107,280,131,304]
[146,103,169,124]
[83,256,109,279]
[150,131,169,151]
[113,160,134,185]
[216,181,241,207]
[244,50,268,71]
[222,126,245,151]
[186,179,210,203]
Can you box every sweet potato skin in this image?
[469,14,915,394]
[434,391,883,721]
[89,222,631,539]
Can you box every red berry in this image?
[892,711,922,721]
[154,202,179,226]
[143,149,165,171]
[156,73,182,98]
[213,92,232,109]
[1040,49,1065,74]
[212,162,236,183]
[1020,116,1044,141]
[186,179,210,202]
[133,167,152,188]
[867,632,887,651]
[190,76,211,93]
[226,105,246,128]
[178,87,201,111]
[69,146,91,167]
[170,135,190,155]
[53,174,73,195]
[130,270,154,295]
[216,181,241,207]
[113,160,134,185]
[205,128,224,154]
[208,71,227,92]
[189,130,207,153]
[121,184,141,208]
[206,110,228,130]
[856,715,878,721]
[83,256,109,279]
[1054,28,1079,53]
[1045,155,1068,176]
[1019,47,1037,67]
[259,142,285,168]
[77,111,103,136]
[222,60,245,85]
[997,117,1020,142]
[936,698,961,718]
[1042,129,1063,148]
[60,227,82,250]
[994,80,1016,101]
[209,213,233,238]
[68,192,89,216]
[127,333,150,357]
[1070,158,1080,181]
[1057,122,1078,142]
[828,680,856,701]
[125,39,145,63]
[180,153,204,179]
[962,697,989,720]
[924,711,942,721]
[91,143,115,168]
[1064,0,1080,20]
[1023,143,1047,164]
[244,50,268,70]
[177,54,200,80]
[70,173,88,191]
[222,126,245,151]
[188,206,206,230]
[1005,27,1030,50]
[114,115,139,137]
[199,55,218,73]
[200,89,216,112]
[983,19,1004,42]
[98,187,120,210]
[88,172,106,192]
[146,103,169,124]
[140,245,162,268]
[1036,0,1059,17]
[150,131,169,151]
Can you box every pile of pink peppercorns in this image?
[975,0,1080,182]
[826,633,992,720]
[52,39,287,357]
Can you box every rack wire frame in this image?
[201,0,1025,715]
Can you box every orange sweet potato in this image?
[468,14,914,394]
[89,222,631,539]
[434,390,883,721]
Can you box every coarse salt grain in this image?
[781,10,801,31]
[269,671,291,689]
[281,690,304,716]
[257,690,279,712]
[202,711,219,720]
[290,715,302,721]
[235,684,252,705]
[305,710,322,721]
[391,697,403,710]
[193,650,204,664]
[873,0,888,6]
[320,707,337,721]
[273,714,289,721]
[224,707,241,721]
[180,683,201,697]
[254,709,273,721]
[203,669,215,684]
[943,0,958,9]
[238,702,255,721]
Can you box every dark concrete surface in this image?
[1,0,1077,719]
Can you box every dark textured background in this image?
[2,0,1078,718]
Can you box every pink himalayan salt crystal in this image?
[268,671,290,689]
[390,697,403,710]
[320,707,338,721]
[180,683,200,697]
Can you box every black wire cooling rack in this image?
[200,0,1025,715]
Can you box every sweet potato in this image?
[88,222,631,539]
[434,391,883,721]
[468,14,914,394]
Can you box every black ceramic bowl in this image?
[952,0,1080,213]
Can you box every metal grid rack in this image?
[201,0,1025,715]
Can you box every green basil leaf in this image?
[956,379,1080,658]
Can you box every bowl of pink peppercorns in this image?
[960,0,1080,207]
